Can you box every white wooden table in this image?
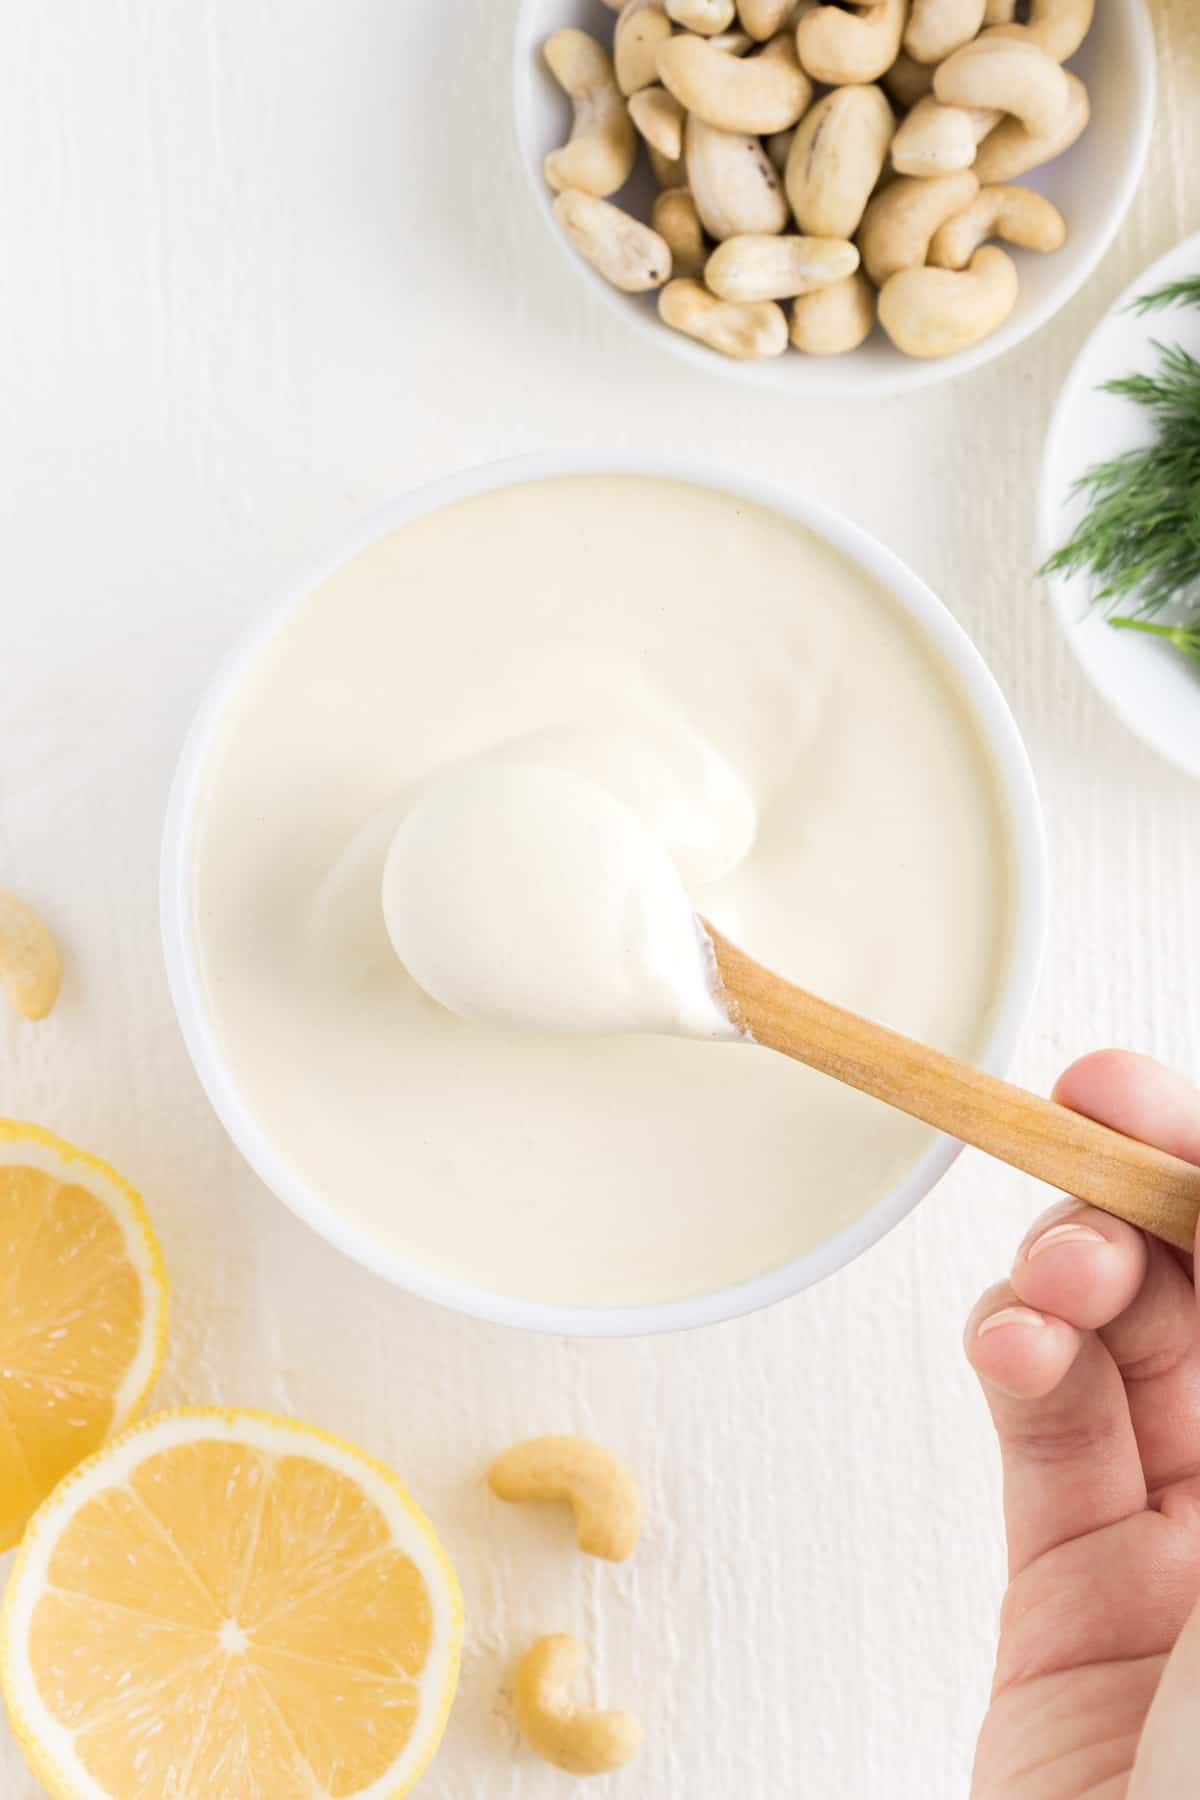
[2,5,1198,1794]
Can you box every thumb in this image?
[1129,1576,1200,1796]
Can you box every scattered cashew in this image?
[515,1637,644,1778]
[0,890,62,1022]
[666,0,737,32]
[928,181,1065,265]
[685,113,789,237]
[659,277,789,356]
[543,31,637,197]
[658,30,812,133]
[878,243,1019,355]
[858,169,979,284]
[989,0,1095,63]
[789,268,878,353]
[904,0,987,65]
[615,0,674,97]
[971,68,1088,181]
[934,35,1069,139]
[489,1435,642,1561]
[737,0,795,38]
[629,83,687,159]
[785,84,894,239]
[891,96,999,176]
[653,186,708,275]
[553,190,673,291]
[883,51,936,112]
[795,0,907,85]
[706,231,859,300]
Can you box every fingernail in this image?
[1025,1221,1107,1262]
[977,1305,1047,1338]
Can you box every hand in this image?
[967,1051,1200,1799]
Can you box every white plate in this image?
[1041,230,1200,781]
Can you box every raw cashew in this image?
[989,0,1095,63]
[553,190,673,291]
[738,0,795,38]
[928,181,1065,265]
[878,243,1019,356]
[666,0,737,31]
[858,169,979,284]
[658,30,812,133]
[972,68,1088,181]
[785,84,894,239]
[543,31,637,197]
[615,0,674,97]
[934,36,1069,139]
[629,83,686,159]
[884,51,936,112]
[891,97,999,176]
[0,890,62,1021]
[706,231,859,301]
[515,1637,644,1777]
[653,186,708,276]
[489,1435,642,1561]
[685,113,790,238]
[795,0,906,86]
[708,26,754,52]
[659,278,789,357]
[903,0,986,64]
[789,269,877,353]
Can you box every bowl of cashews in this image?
[513,0,1155,394]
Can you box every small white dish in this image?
[512,0,1156,398]
[1040,230,1200,782]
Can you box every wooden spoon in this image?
[706,924,1200,1252]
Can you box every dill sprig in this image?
[1110,615,1200,665]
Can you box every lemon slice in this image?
[0,1122,167,1550]
[1,1408,464,1800]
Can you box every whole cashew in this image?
[629,83,686,159]
[686,113,790,238]
[666,0,737,31]
[0,890,62,1021]
[884,51,936,112]
[659,278,789,356]
[989,0,1095,63]
[858,169,979,285]
[971,68,1088,181]
[515,1637,644,1777]
[658,30,812,134]
[543,31,637,198]
[795,0,907,86]
[653,186,708,275]
[785,84,894,239]
[489,1436,642,1561]
[928,181,1065,265]
[737,0,795,38]
[615,0,674,97]
[903,0,986,64]
[706,231,860,301]
[934,36,1069,139]
[553,190,674,291]
[878,243,1019,355]
[708,26,754,52]
[891,96,1000,176]
[789,268,877,352]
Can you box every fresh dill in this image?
[1110,615,1200,666]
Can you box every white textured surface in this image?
[1,4,1198,1794]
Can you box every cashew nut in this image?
[708,26,754,52]
[615,0,674,97]
[988,0,1095,62]
[858,169,979,284]
[706,231,859,301]
[659,277,789,357]
[971,68,1088,181]
[785,84,894,239]
[878,243,1018,355]
[934,35,1069,139]
[489,1435,642,1561]
[795,0,906,86]
[928,181,1065,266]
[553,190,673,291]
[883,51,936,112]
[515,1637,644,1777]
[665,0,737,31]
[685,113,790,238]
[543,31,637,198]
[737,0,795,37]
[658,30,812,133]
[653,186,708,275]
[903,0,986,64]
[789,268,877,353]
[891,96,1000,176]
[629,83,686,159]
[0,890,62,1022]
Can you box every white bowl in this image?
[162,451,1048,1337]
[513,0,1156,398]
[1041,229,1200,781]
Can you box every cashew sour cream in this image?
[192,476,1014,1309]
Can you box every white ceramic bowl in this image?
[513,0,1156,398]
[1041,229,1200,781]
[162,452,1048,1337]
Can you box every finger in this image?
[1012,1199,1149,1331]
[967,1283,1146,1577]
[1053,1048,1200,1169]
[1128,1553,1200,1798]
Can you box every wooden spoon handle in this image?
[707,927,1200,1252]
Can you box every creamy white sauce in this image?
[193,476,1014,1309]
